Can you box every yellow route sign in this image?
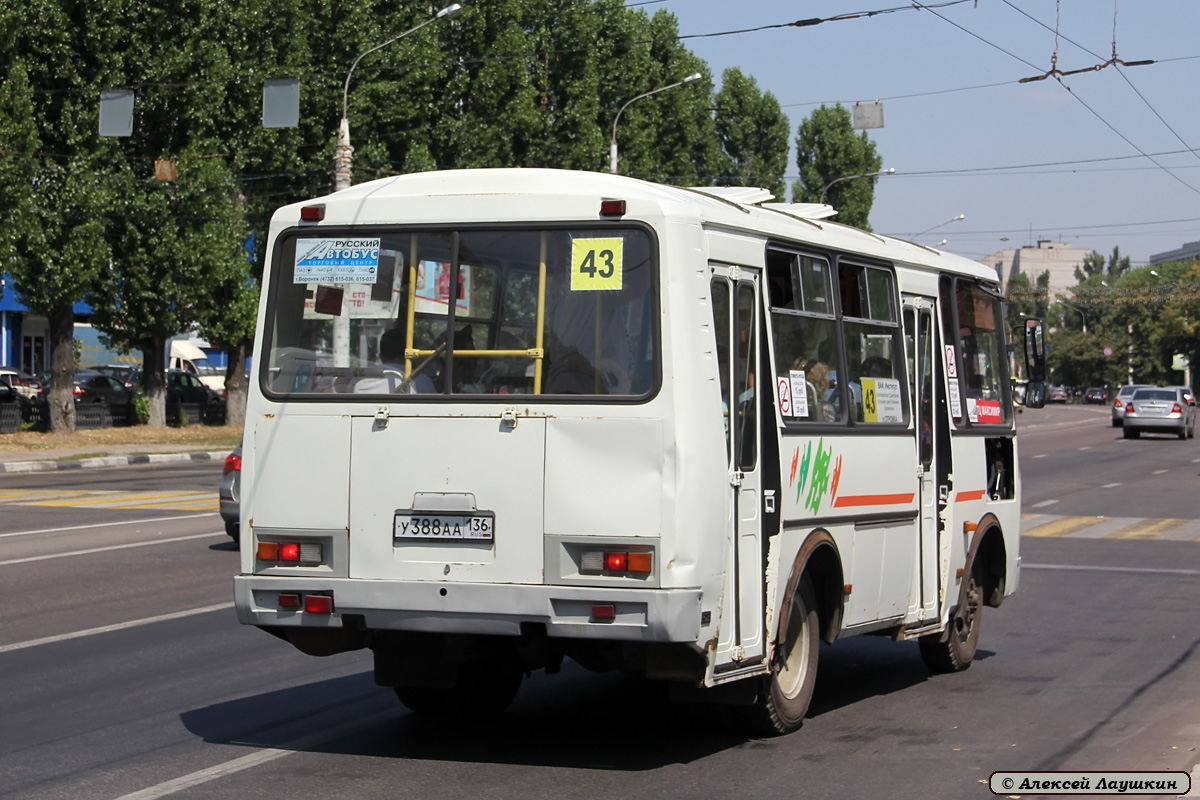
[571,238,623,291]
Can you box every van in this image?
[168,340,225,393]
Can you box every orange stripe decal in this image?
[832,493,915,508]
[956,489,986,502]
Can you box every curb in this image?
[0,450,231,474]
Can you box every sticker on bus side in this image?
[571,238,623,291]
[862,377,903,423]
[294,238,381,284]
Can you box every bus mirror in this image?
[1024,318,1046,382]
[1024,381,1047,409]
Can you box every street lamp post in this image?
[331,3,462,366]
[334,3,463,192]
[610,73,702,174]
[914,213,965,239]
[819,167,894,205]
[1056,298,1088,333]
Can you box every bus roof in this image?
[273,168,997,283]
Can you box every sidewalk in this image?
[0,442,234,473]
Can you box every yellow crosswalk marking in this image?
[34,491,209,508]
[1022,516,1110,538]
[1,489,215,512]
[1106,518,1188,540]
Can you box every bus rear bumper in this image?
[234,576,703,643]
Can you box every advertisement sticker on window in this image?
[294,238,381,283]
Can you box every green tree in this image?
[712,67,789,199]
[792,104,883,229]
[0,26,114,432]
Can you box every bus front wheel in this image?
[741,575,819,735]
[919,560,983,673]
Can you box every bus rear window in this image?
[262,228,658,399]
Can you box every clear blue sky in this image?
[648,0,1200,266]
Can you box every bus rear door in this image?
[711,266,766,668]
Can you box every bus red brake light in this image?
[604,551,627,572]
[280,543,301,562]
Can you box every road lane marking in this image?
[115,706,397,800]
[1107,518,1188,540]
[1023,563,1200,577]
[1152,469,1169,475]
[1032,454,1049,458]
[1102,482,1122,488]
[1032,499,1059,508]
[1023,516,1110,538]
[0,602,234,654]
[0,512,218,539]
[0,532,225,566]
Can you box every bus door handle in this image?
[730,470,744,487]
[374,407,390,429]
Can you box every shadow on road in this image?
[180,636,944,770]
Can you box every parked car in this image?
[1083,387,1109,404]
[92,364,142,388]
[1047,385,1069,403]
[219,446,241,546]
[1112,384,1154,427]
[1122,387,1196,440]
[0,366,42,399]
[167,369,219,405]
[71,371,136,423]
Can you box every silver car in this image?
[1121,387,1196,440]
[1112,384,1153,427]
[219,446,241,546]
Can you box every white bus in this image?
[234,169,1046,734]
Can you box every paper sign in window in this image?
[571,238,623,291]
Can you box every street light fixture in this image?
[819,167,894,205]
[914,213,965,239]
[334,3,463,192]
[1055,298,1088,333]
[331,3,462,366]
[610,73,703,174]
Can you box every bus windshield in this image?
[262,227,658,399]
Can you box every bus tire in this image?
[394,657,523,717]
[919,559,983,673]
[741,575,819,736]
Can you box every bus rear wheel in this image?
[919,560,983,673]
[394,657,523,717]
[740,575,819,736]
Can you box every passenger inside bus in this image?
[352,328,435,394]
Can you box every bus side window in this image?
[767,249,843,424]
[840,263,905,425]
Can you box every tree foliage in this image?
[712,68,789,200]
[0,0,792,433]
[792,104,884,230]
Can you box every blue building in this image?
[0,275,92,374]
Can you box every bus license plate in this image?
[394,513,494,542]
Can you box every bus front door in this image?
[711,267,765,668]
[904,296,941,623]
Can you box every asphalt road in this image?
[1,415,1198,799]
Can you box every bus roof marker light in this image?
[300,204,325,222]
[600,199,626,216]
